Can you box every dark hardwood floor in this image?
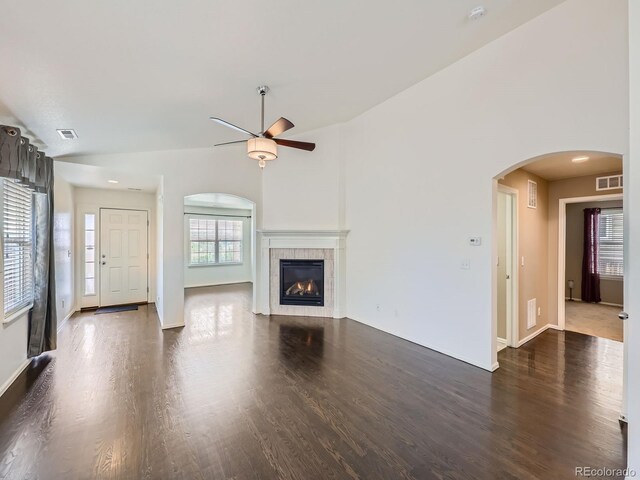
[0,284,626,479]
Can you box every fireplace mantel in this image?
[258,230,348,318]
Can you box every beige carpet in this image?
[565,301,623,342]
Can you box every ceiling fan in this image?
[210,86,316,169]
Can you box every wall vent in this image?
[596,174,623,191]
[56,129,78,140]
[527,298,537,329]
[527,180,537,209]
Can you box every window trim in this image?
[0,179,34,323]
[185,214,244,267]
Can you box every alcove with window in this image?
[183,193,255,289]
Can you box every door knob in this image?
[101,261,106,266]
[619,312,629,320]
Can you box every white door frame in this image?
[557,193,623,330]
[76,204,152,309]
[99,208,150,307]
[497,184,519,350]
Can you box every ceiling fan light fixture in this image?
[247,137,278,163]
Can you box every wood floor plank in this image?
[0,283,627,479]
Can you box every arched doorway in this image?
[182,193,258,318]
[492,150,627,418]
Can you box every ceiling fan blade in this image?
[264,117,295,138]
[209,117,257,137]
[274,138,316,151]
[214,140,247,147]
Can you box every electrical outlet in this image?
[538,307,541,316]
[461,258,471,270]
[376,304,381,312]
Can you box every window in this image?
[598,208,623,278]
[2,179,34,319]
[84,213,96,295]
[188,217,243,265]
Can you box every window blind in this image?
[3,179,34,317]
[597,208,623,278]
[188,216,243,265]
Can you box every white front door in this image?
[100,209,148,306]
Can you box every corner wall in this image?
[53,175,75,326]
[343,0,628,369]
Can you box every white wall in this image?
[184,206,252,288]
[343,0,628,370]
[73,187,156,308]
[262,124,344,229]
[0,312,28,394]
[59,147,262,327]
[626,0,639,472]
[53,175,75,325]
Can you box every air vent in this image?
[57,129,78,140]
[527,180,537,209]
[127,188,142,191]
[596,174,623,191]
[527,299,537,329]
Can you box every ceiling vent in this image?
[127,187,142,191]
[57,129,78,140]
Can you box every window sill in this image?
[188,262,243,268]
[3,304,33,325]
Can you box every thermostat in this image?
[469,237,482,246]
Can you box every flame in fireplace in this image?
[285,279,319,296]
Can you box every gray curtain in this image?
[0,125,57,357]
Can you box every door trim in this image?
[498,184,519,349]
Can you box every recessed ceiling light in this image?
[468,6,487,20]
[572,156,590,163]
[57,129,78,140]
[108,180,119,184]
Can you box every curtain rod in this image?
[184,212,252,219]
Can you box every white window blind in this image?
[188,217,243,265]
[2,179,34,318]
[598,208,623,278]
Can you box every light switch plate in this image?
[469,237,482,246]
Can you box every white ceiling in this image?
[184,193,254,210]
[522,151,622,181]
[54,161,160,192]
[0,0,564,158]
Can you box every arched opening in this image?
[182,193,257,326]
[491,149,626,411]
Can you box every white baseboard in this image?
[547,324,563,331]
[0,358,31,398]
[161,322,185,330]
[57,309,77,333]
[565,298,623,308]
[491,362,500,371]
[497,337,507,352]
[517,324,554,347]
[185,280,252,289]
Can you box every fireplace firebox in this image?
[280,259,324,306]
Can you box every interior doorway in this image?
[558,194,624,342]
